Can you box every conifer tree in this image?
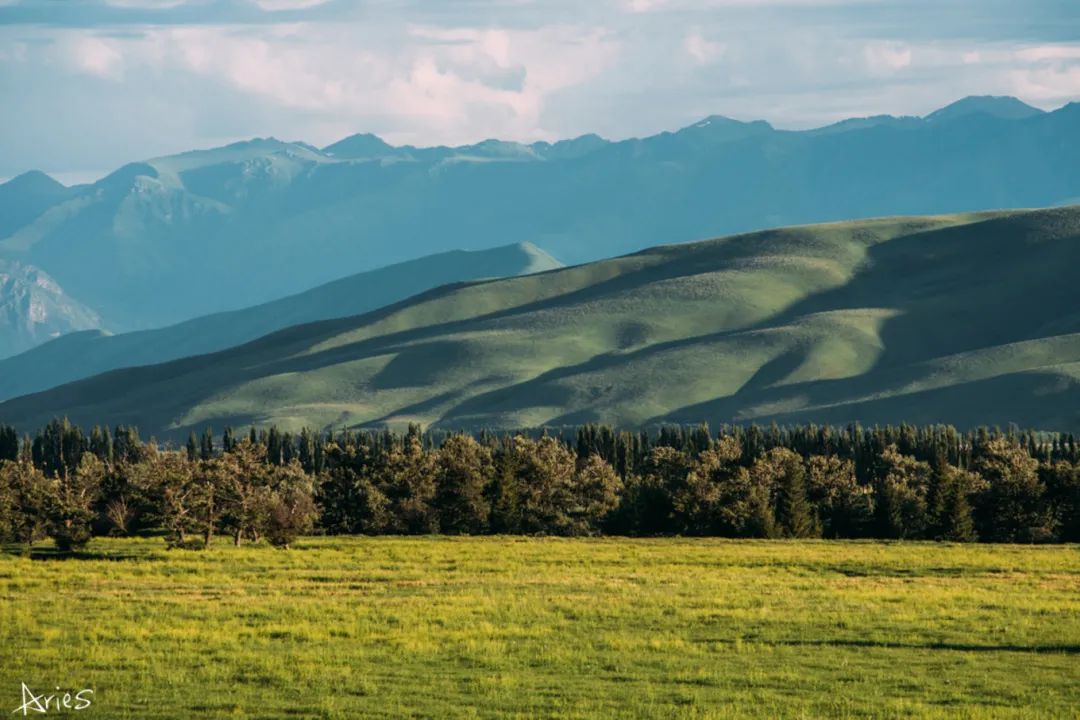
[0,425,19,462]
[937,466,979,542]
[222,426,236,453]
[200,427,214,461]
[435,434,493,534]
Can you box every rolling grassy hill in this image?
[0,242,560,401]
[1,207,1079,436]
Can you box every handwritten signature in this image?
[12,683,93,716]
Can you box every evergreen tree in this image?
[806,455,873,538]
[0,425,19,462]
[753,448,818,538]
[972,438,1052,542]
[937,465,979,542]
[873,445,932,539]
[569,454,622,535]
[200,427,214,461]
[0,460,51,547]
[222,427,236,453]
[435,434,493,534]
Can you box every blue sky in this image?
[1,0,1078,182]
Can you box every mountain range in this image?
[1,95,1078,336]
[2,206,1077,438]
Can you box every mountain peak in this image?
[3,170,66,192]
[675,115,774,143]
[925,95,1044,123]
[322,133,396,159]
[509,241,562,271]
[683,115,772,131]
[0,259,104,358]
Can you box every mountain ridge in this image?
[0,242,561,402]
[1,95,1076,335]
[1,207,1077,438]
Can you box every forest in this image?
[1,418,1078,551]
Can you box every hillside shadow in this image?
[10,209,1080,436]
[203,210,1080,432]
[753,209,1080,371]
[653,365,1080,431]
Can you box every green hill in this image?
[0,242,560,401]
[1,207,1079,436]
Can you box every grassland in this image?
[2,207,1079,437]
[0,242,561,403]
[1,537,1077,718]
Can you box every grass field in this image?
[4,207,1080,437]
[1,537,1078,719]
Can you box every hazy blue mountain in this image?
[0,259,103,358]
[0,171,74,239]
[924,95,1045,123]
[0,242,560,402]
[2,208,1078,438]
[2,96,1078,332]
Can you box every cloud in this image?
[684,28,725,65]
[1016,45,1080,62]
[252,0,332,10]
[103,0,190,8]
[863,40,911,73]
[69,34,125,77]
[22,21,619,149]
[1009,63,1080,103]
[0,0,1078,178]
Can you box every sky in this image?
[0,0,1078,183]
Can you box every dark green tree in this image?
[435,434,493,534]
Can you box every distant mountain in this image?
[3,207,1078,438]
[0,171,74,239]
[323,133,401,159]
[2,96,1078,332]
[0,242,560,402]
[0,259,103,358]
[925,95,1045,123]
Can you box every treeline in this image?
[0,419,1078,550]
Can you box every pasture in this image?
[1,537,1077,718]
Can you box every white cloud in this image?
[2,1,1079,178]
[863,41,911,73]
[69,35,125,79]
[1015,45,1080,63]
[102,0,191,7]
[684,28,725,65]
[252,0,333,10]
[1009,63,1080,103]
[623,0,669,12]
[43,22,620,146]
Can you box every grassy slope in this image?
[0,537,1077,719]
[2,207,1080,435]
[0,242,561,402]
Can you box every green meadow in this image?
[6,207,1080,437]
[1,537,1077,719]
